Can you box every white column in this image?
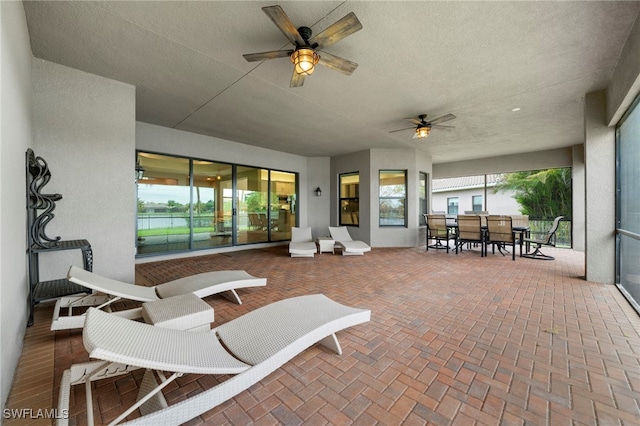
[571,145,585,252]
[584,91,616,284]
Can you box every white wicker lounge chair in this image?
[57,294,370,426]
[50,266,266,330]
[329,226,371,255]
[288,226,318,257]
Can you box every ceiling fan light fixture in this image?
[291,48,320,75]
[416,127,430,139]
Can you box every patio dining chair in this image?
[486,215,519,260]
[522,216,564,260]
[425,214,455,253]
[455,215,485,256]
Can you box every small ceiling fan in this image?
[389,114,456,139]
[243,5,362,87]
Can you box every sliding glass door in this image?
[191,160,233,250]
[237,166,269,245]
[136,152,297,256]
[136,153,191,254]
[271,170,296,241]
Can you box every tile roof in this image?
[432,174,503,192]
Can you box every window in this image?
[379,170,407,226]
[339,172,359,226]
[419,172,428,226]
[472,195,483,212]
[447,197,459,215]
[136,151,297,256]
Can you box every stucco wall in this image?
[328,149,432,247]
[572,145,586,252]
[0,1,33,409]
[330,150,371,244]
[32,59,136,282]
[584,91,616,284]
[306,157,331,239]
[370,149,432,247]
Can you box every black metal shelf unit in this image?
[26,149,92,326]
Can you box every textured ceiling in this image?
[23,1,640,163]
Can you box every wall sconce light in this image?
[315,187,322,197]
[135,160,145,180]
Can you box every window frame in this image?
[447,197,459,215]
[339,171,360,227]
[472,195,483,212]
[615,93,640,314]
[379,170,408,227]
[419,172,429,226]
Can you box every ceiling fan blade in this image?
[318,51,358,75]
[404,118,423,126]
[262,5,304,46]
[243,50,293,62]
[428,113,456,125]
[389,126,416,134]
[431,124,455,131]
[290,68,306,88]
[310,12,363,50]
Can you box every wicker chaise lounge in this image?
[57,294,371,426]
[288,226,318,257]
[51,265,266,330]
[329,226,371,255]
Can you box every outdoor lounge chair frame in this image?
[51,266,266,330]
[57,294,370,426]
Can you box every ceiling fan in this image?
[389,114,456,139]
[243,5,362,88]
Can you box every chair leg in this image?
[428,238,450,251]
[522,244,555,260]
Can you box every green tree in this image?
[494,168,571,219]
[245,192,265,213]
[167,200,187,213]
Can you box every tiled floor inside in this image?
[5,245,640,425]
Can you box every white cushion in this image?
[337,240,371,255]
[291,227,313,242]
[289,241,317,257]
[328,226,353,242]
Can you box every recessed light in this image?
[511,107,521,112]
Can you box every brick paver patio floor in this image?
[6,245,640,425]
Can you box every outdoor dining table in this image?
[445,221,531,255]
